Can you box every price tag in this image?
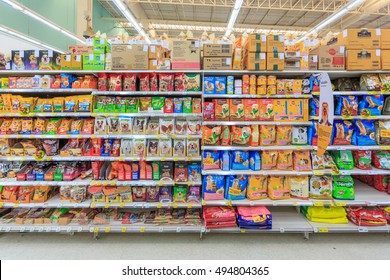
[249,201,255,206]
[367,91,377,95]
[313,170,324,176]
[240,229,246,233]
[5,227,11,232]
[45,227,51,232]
[13,203,19,208]
[0,202,3,208]
[157,203,162,209]
[65,135,71,139]
[187,157,192,161]
[201,200,206,206]
[105,227,111,233]
[225,200,232,206]
[272,201,278,206]
[119,156,125,161]
[293,202,298,206]
[187,181,192,186]
[38,227,43,232]
[104,203,110,208]
[93,227,99,233]
[295,146,302,151]
[46,156,52,161]
[173,157,179,161]
[366,202,377,207]
[380,145,390,150]
[285,94,292,98]
[186,135,191,140]
[158,227,163,233]
[334,201,346,207]
[280,227,285,233]
[187,203,192,209]
[172,134,177,139]
[90,202,96,208]
[358,227,368,233]
[161,157,166,161]
[91,134,97,139]
[56,203,62,208]
[157,181,164,186]
[318,227,329,233]
[121,227,127,233]
[67,227,72,233]
[103,181,108,186]
[139,227,145,233]
[119,202,125,208]
[173,203,178,208]
[176,227,181,233]
[16,134,22,139]
[20,227,25,233]
[313,201,324,207]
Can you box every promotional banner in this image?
[317,73,334,157]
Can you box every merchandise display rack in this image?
[0,69,390,240]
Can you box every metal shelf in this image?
[0,178,92,186]
[0,70,203,75]
[202,182,390,207]
[325,145,390,151]
[308,221,390,233]
[201,145,313,151]
[0,224,91,233]
[0,88,94,93]
[92,91,202,96]
[312,91,390,96]
[90,223,202,233]
[92,201,201,209]
[0,134,202,140]
[0,112,91,117]
[310,115,390,120]
[92,112,202,118]
[0,156,202,162]
[205,208,313,234]
[203,121,312,126]
[203,94,312,99]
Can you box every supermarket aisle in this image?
[1,233,389,260]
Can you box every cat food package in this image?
[277,150,293,170]
[292,126,308,145]
[268,176,290,200]
[289,176,309,200]
[225,175,248,200]
[262,151,278,170]
[203,175,225,200]
[309,176,332,200]
[203,102,215,120]
[294,150,312,171]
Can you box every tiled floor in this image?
[1,233,389,259]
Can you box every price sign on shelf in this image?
[318,227,329,233]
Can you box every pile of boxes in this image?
[171,40,201,70]
[203,43,233,70]
[148,45,170,70]
[11,50,62,71]
[243,34,267,70]
[266,35,285,71]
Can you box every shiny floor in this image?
[1,233,389,260]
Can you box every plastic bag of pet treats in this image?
[333,175,355,200]
[289,176,309,200]
[268,176,290,200]
[335,96,358,116]
[247,176,268,200]
[352,120,376,146]
[332,120,354,145]
[359,95,384,116]
[375,120,390,145]
[309,176,332,200]
[352,150,372,170]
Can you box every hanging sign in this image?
[317,73,334,157]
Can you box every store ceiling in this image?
[98,0,390,37]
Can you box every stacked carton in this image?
[381,29,390,70]
[148,45,170,70]
[266,35,285,70]
[203,43,233,70]
[11,50,62,71]
[80,38,111,70]
[111,44,148,70]
[243,34,267,70]
[309,45,345,70]
[171,40,201,70]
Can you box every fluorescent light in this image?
[298,0,365,41]
[225,0,244,37]
[0,0,85,44]
[112,0,151,44]
[0,25,65,53]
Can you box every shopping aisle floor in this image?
[1,233,389,259]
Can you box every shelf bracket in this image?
[303,232,310,240]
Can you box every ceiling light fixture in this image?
[0,0,85,44]
[298,0,366,41]
[224,0,244,37]
[111,0,151,44]
[0,25,65,53]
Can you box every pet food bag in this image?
[332,175,355,200]
[225,175,248,200]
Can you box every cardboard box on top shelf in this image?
[267,52,284,70]
[60,54,72,70]
[244,52,266,70]
[309,55,318,70]
[203,44,233,57]
[93,37,110,54]
[266,35,285,53]
[149,45,167,59]
[346,49,381,70]
[245,34,267,53]
[24,50,40,70]
[82,53,105,70]
[38,50,61,70]
[310,45,345,70]
[105,53,112,70]
[232,47,243,70]
[111,44,149,70]
[71,54,83,70]
[171,40,201,69]
[203,57,232,70]
[149,58,171,70]
[338,28,381,49]
[68,45,93,54]
[381,50,390,70]
[381,29,390,49]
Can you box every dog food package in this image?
[147,140,159,156]
[173,186,187,202]
[229,99,244,121]
[372,151,390,170]
[202,150,221,170]
[309,176,332,200]
[221,125,231,146]
[187,140,200,157]
[139,97,152,112]
[260,125,276,146]
[203,102,215,120]
[247,175,268,200]
[249,151,261,171]
[360,74,381,91]
[352,150,372,170]
[173,139,186,157]
[184,73,201,91]
[146,186,159,202]
[132,139,146,157]
[276,125,292,146]
[202,175,225,200]
[262,151,278,170]
[292,126,308,145]
[214,99,230,121]
[187,119,201,135]
[173,98,183,113]
[159,73,174,92]
[126,97,139,113]
[202,125,222,145]
[159,118,175,135]
[268,176,290,200]
[308,121,318,146]
[335,96,358,116]
[244,99,259,121]
[159,186,172,202]
[231,125,251,146]
[332,120,354,145]
[376,120,390,145]
[311,151,337,171]
[192,98,202,113]
[160,162,174,181]
[107,117,120,134]
[309,95,319,116]
[187,186,201,203]
[188,163,201,182]
[225,175,248,200]
[123,73,136,91]
[359,95,384,116]
[331,150,354,170]
[204,77,215,94]
[132,187,146,202]
[215,77,227,94]
[258,99,274,121]
[277,150,293,170]
[294,150,312,171]
[174,73,185,92]
[230,150,250,170]
[289,176,309,200]
[174,162,188,182]
[151,97,165,112]
[333,175,355,200]
[352,120,376,146]
[159,139,172,157]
